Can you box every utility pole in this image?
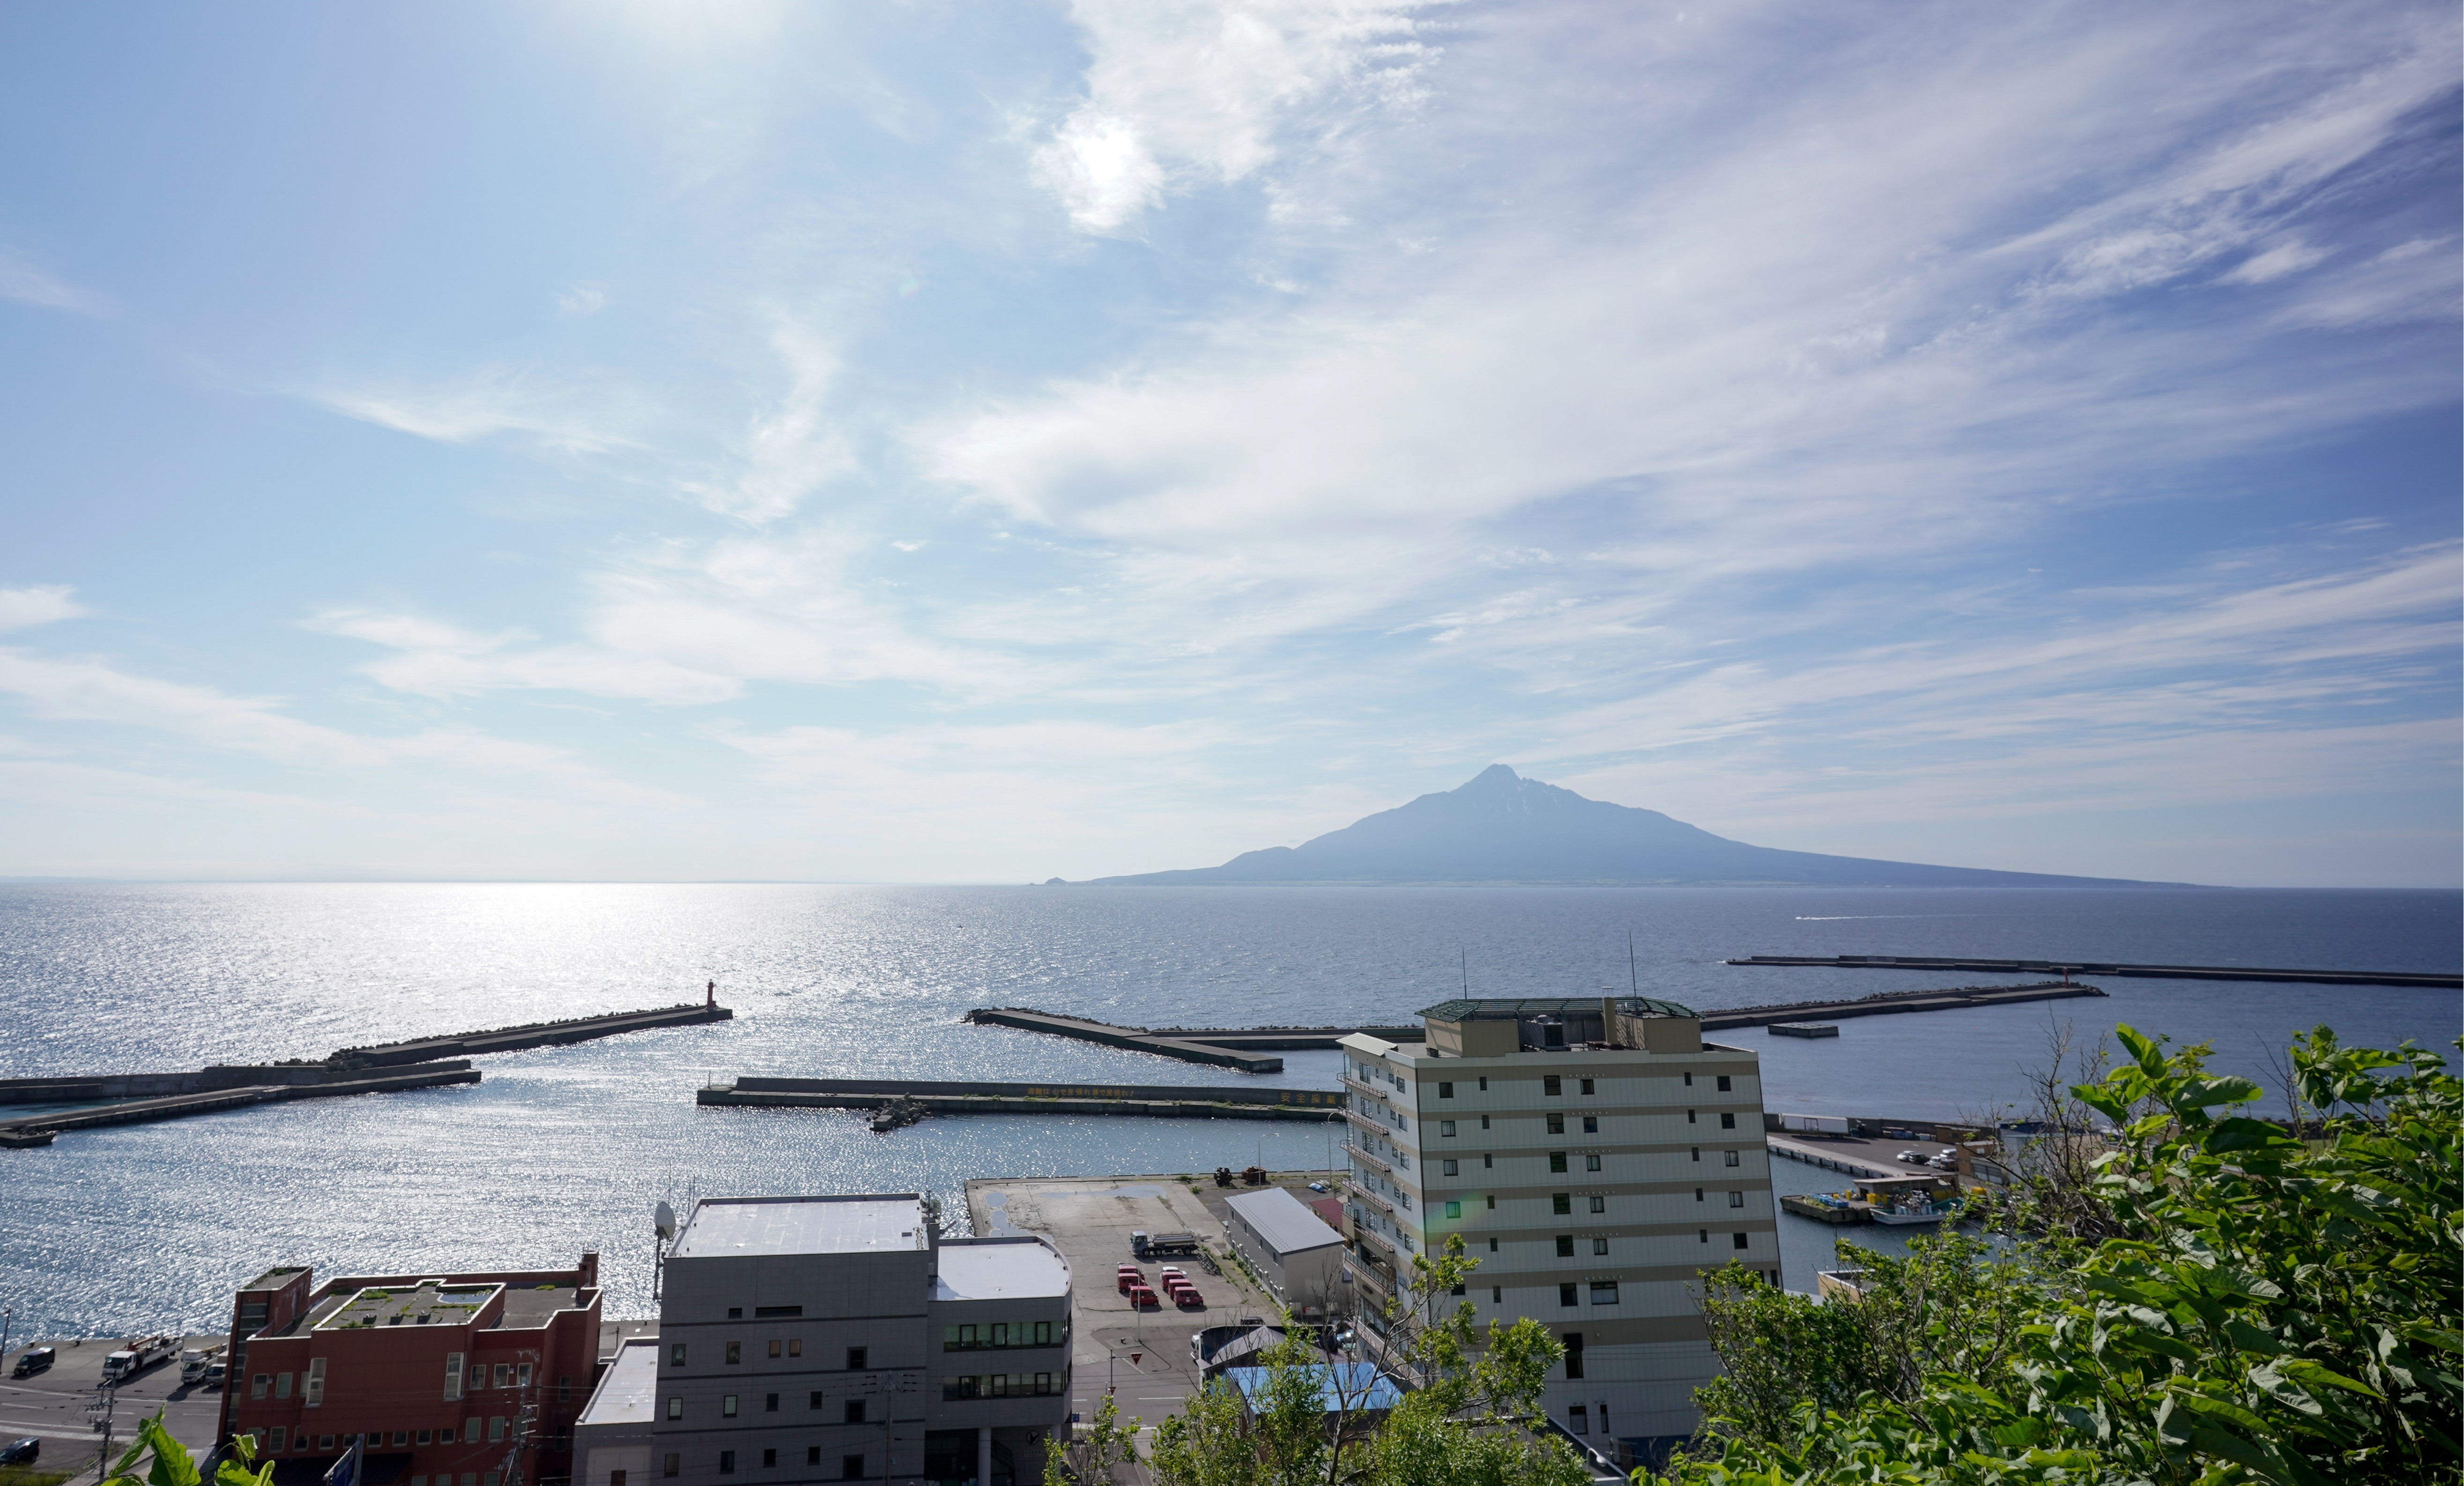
[89,1374,119,1484]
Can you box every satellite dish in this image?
[654,1201,677,1240]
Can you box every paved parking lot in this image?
[1,1336,227,1480]
[965,1174,1291,1441]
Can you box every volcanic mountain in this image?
[1067,766,2188,887]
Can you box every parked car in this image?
[1,1438,40,1466]
[201,1362,227,1389]
[9,1347,53,1378]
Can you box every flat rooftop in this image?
[316,1282,493,1332]
[930,1240,1069,1302]
[1418,995,1699,1021]
[1224,1187,1343,1257]
[577,1339,660,1429]
[671,1196,929,1260]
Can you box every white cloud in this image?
[311,366,640,453]
[1032,0,1437,232]
[682,324,857,523]
[557,283,610,315]
[0,245,98,313]
[0,586,86,632]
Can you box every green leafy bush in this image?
[1656,1025,2459,1486]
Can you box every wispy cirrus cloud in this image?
[0,244,100,313]
[0,586,87,632]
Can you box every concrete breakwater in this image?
[1701,981,2104,1031]
[0,1065,481,1145]
[0,1000,733,1147]
[965,1007,1431,1069]
[1725,954,2461,990]
[700,1074,1346,1123]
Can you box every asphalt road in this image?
[1,1336,227,1481]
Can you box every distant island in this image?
[1056,765,2197,888]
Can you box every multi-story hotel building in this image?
[1338,995,1775,1452]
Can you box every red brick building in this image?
[219,1254,603,1486]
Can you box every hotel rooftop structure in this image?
[1339,995,1775,1452]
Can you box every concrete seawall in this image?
[701,1075,1344,1123]
[1,1064,481,1143]
[1701,981,2105,1031]
[965,1008,1285,1072]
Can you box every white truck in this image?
[101,1336,179,1385]
[180,1345,225,1384]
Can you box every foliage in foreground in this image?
[1137,1234,1593,1486]
[102,1417,272,1486]
[1656,1025,2460,1486]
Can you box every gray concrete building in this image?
[1338,997,1775,1454]
[636,1195,1069,1486]
[1220,1188,1344,1319]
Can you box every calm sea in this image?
[0,882,2454,1336]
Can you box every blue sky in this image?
[0,0,2456,886]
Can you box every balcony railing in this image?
[1342,1143,1393,1176]
[1350,1185,1398,1219]
[1338,1075,1389,1103]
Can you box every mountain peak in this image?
[1068,766,2188,888]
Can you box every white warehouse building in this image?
[1220,1186,1345,1319]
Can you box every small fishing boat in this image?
[1868,1193,1964,1226]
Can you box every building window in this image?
[494,1365,512,1389]
[765,1393,779,1412]
[1552,1193,1571,1215]
[842,1459,864,1481]
[441,1355,463,1402]
[768,1341,782,1359]
[805,1450,820,1468]
[1587,1194,1605,1214]
[1568,1405,1589,1435]
[755,1306,802,1319]
[1542,1076,1561,1096]
[670,1344,687,1368]
[667,1397,683,1420]
[319,1438,336,1451]
[1729,1190,1746,1208]
[276,1373,293,1399]
[1482,1153,1492,1169]
[1721,1112,1737,1129]
[1734,1232,1751,1250]
[844,1400,865,1424]
[306,1358,327,1408]
[1684,1072,1693,1086]
[488,1418,505,1444]
[1445,1201,1461,1219]
[726,1342,742,1365]
[662,1458,679,1481]
[762,1450,777,1468]
[1479,1114,1490,1131]
[1439,1120,1456,1137]
[1546,1113,1564,1135]
[269,1429,286,1452]
[1699,1229,1710,1244]
[1590,1281,1620,1306]
[809,1391,824,1410]
[1438,1081,1454,1098]
[846,1348,866,1371]
[1584,1154,1602,1172]
[1557,1283,1578,1307]
[1691,1147,1700,1162]
[1555,1236,1575,1257]
[393,1433,410,1448]
[788,1339,802,1357]
[1579,1079,1594,1095]
[1591,1237,1608,1255]
[1549,1151,1568,1173]
[1490,1285,1501,1303]
[1581,1115,1598,1133]
[719,1452,736,1476]
[1695,1187,1704,1202]
[1726,1150,1741,1168]
[728,1308,744,1320]
[1564,1334,1584,1378]
[1687,1110,1697,1124]
[1477,1077,1487,1091]
[612,1476,627,1486]
[465,1421,481,1444]
[723,1395,739,1418]
[1717,1075,1732,1092]
[559,1375,571,1403]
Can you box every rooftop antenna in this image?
[1628,931,1639,996]
[1461,946,1468,997]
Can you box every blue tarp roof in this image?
[1222,1361,1404,1413]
